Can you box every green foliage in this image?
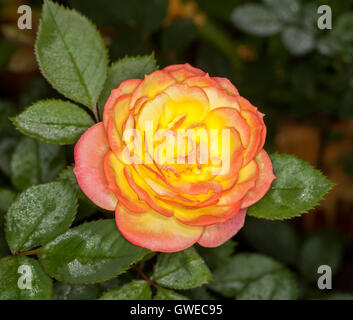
[98,55,158,116]
[5,182,77,253]
[38,220,149,284]
[57,165,84,198]
[196,241,236,270]
[10,137,65,191]
[209,253,297,300]
[53,282,101,300]
[152,247,213,290]
[248,154,334,219]
[230,0,351,58]
[281,26,315,56]
[241,217,300,265]
[185,286,217,300]
[263,0,300,23]
[35,0,108,109]
[237,268,297,300]
[0,256,52,300]
[12,100,94,145]
[99,280,151,300]
[231,4,283,36]
[0,39,17,71]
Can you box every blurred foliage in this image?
[0,0,352,299]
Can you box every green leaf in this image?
[154,288,189,300]
[99,280,151,300]
[38,219,148,284]
[5,181,77,253]
[196,241,236,270]
[209,253,297,300]
[152,247,213,290]
[99,273,135,291]
[237,268,297,300]
[12,99,94,145]
[316,36,342,56]
[0,256,52,300]
[98,55,157,117]
[10,137,66,191]
[35,0,108,109]
[53,282,101,300]
[58,166,99,222]
[247,154,334,220]
[264,0,300,23]
[231,4,283,36]
[298,230,346,282]
[185,286,217,300]
[281,26,315,56]
[241,217,300,265]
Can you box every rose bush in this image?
[74,63,275,252]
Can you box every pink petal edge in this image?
[74,122,117,210]
[197,209,246,247]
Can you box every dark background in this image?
[0,0,353,299]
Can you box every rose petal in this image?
[163,63,205,76]
[104,152,148,213]
[204,107,250,149]
[174,201,241,227]
[124,166,174,217]
[130,71,176,106]
[218,160,259,205]
[183,74,221,88]
[202,86,240,111]
[163,84,210,127]
[198,209,246,247]
[103,79,141,129]
[213,77,239,96]
[74,123,117,210]
[115,203,203,252]
[241,109,264,166]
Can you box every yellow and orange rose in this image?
[74,63,275,252]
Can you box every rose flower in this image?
[74,63,275,252]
